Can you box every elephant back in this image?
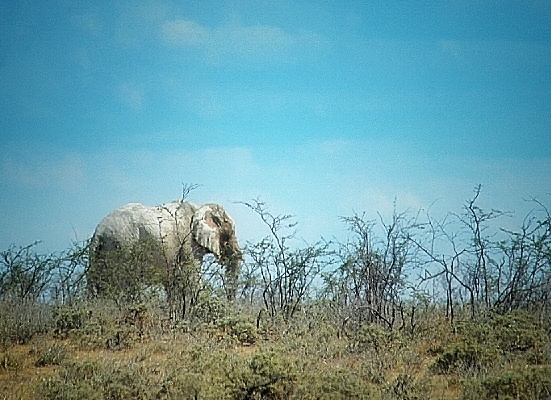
[91,201,197,253]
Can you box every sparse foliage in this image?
[1,188,550,399]
[323,208,418,331]
[0,242,60,303]
[415,186,551,325]
[242,199,333,321]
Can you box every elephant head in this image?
[89,200,242,301]
[190,203,242,297]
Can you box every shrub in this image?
[218,316,259,345]
[349,323,401,354]
[32,342,69,367]
[53,306,92,339]
[462,366,551,400]
[0,350,25,372]
[384,373,425,400]
[432,339,498,374]
[52,302,143,351]
[433,310,551,375]
[488,310,548,354]
[190,293,227,324]
[295,368,373,399]
[229,350,296,399]
[458,310,548,355]
[38,359,154,400]
[0,301,52,347]
[157,371,204,399]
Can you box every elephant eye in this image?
[211,215,222,227]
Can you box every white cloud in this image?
[114,0,172,47]
[1,154,86,191]
[162,20,209,46]
[161,18,326,63]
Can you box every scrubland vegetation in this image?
[1,186,551,399]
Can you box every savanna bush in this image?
[38,359,154,400]
[32,342,69,367]
[229,350,297,400]
[462,365,551,400]
[217,316,259,345]
[487,310,549,354]
[53,305,92,339]
[0,349,25,372]
[432,339,497,375]
[0,301,52,347]
[52,302,144,350]
[190,292,227,324]
[349,323,402,354]
[295,368,373,400]
[432,310,551,375]
[383,373,427,400]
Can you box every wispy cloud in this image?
[436,39,551,69]
[162,20,209,46]
[70,13,102,36]
[117,82,144,110]
[114,0,172,47]
[1,154,86,191]
[161,18,326,63]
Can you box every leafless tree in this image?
[494,199,551,314]
[324,208,419,331]
[0,242,60,304]
[51,240,90,305]
[242,199,333,321]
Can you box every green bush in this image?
[39,378,100,400]
[490,311,548,354]
[53,306,92,339]
[38,359,154,400]
[433,310,551,375]
[432,339,497,374]
[295,368,373,399]
[460,310,549,354]
[218,316,259,345]
[383,373,425,400]
[229,350,296,399]
[0,350,25,372]
[190,293,227,324]
[157,371,204,399]
[52,303,143,351]
[349,323,402,354]
[0,302,52,347]
[32,342,69,367]
[462,366,551,400]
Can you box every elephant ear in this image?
[191,205,221,257]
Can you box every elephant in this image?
[88,200,242,302]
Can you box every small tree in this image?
[324,208,418,330]
[414,187,551,325]
[0,242,60,304]
[88,237,165,305]
[158,184,210,321]
[494,199,551,314]
[413,186,504,323]
[242,200,332,321]
[51,240,90,305]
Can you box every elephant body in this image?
[89,200,241,301]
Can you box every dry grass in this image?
[1,305,549,399]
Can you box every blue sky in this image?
[1,0,550,252]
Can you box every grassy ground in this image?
[1,303,550,399]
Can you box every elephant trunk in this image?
[220,236,242,301]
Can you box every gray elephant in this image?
[89,200,242,301]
